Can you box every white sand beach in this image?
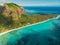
[0,18,55,36]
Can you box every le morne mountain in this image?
[0,3,57,33]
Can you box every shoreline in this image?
[0,18,54,36]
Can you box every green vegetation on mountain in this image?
[0,3,57,33]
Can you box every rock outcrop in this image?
[3,3,25,20]
[0,3,25,25]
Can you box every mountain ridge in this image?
[0,3,57,33]
[0,3,25,26]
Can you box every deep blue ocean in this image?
[23,6,60,14]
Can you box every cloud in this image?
[0,0,6,5]
[0,0,6,2]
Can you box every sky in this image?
[0,0,60,6]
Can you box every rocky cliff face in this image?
[0,3,25,25]
[3,3,25,20]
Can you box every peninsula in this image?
[0,3,57,33]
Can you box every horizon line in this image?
[0,3,60,7]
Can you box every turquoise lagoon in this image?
[0,18,60,45]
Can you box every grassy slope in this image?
[0,14,57,33]
[6,3,20,9]
[0,3,57,33]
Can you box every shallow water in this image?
[0,18,60,45]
